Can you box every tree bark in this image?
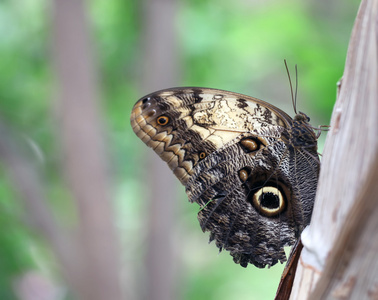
[290,0,378,298]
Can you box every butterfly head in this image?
[294,111,310,122]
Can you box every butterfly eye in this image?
[294,112,310,122]
[157,115,170,126]
[239,137,261,153]
[252,186,286,217]
[199,151,206,160]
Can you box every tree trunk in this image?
[140,0,181,300]
[290,0,378,298]
[52,0,122,299]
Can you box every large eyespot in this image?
[157,115,170,126]
[239,137,262,153]
[251,186,286,217]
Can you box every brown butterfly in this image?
[130,86,319,268]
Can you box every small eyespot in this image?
[157,115,169,126]
[141,97,152,110]
[239,137,261,153]
[238,167,251,183]
[199,151,206,160]
[146,109,156,117]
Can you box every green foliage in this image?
[0,0,360,298]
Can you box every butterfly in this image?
[130,87,320,268]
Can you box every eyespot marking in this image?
[199,151,206,160]
[239,137,261,153]
[250,186,286,217]
[146,109,157,118]
[238,167,251,183]
[157,115,170,126]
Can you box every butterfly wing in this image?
[131,87,319,268]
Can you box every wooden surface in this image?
[290,0,378,298]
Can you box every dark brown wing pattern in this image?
[130,87,319,268]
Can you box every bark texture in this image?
[290,0,378,298]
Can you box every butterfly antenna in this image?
[295,64,298,114]
[284,59,298,114]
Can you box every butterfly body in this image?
[131,87,319,268]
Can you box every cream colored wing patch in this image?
[131,88,290,185]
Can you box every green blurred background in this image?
[0,0,360,299]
